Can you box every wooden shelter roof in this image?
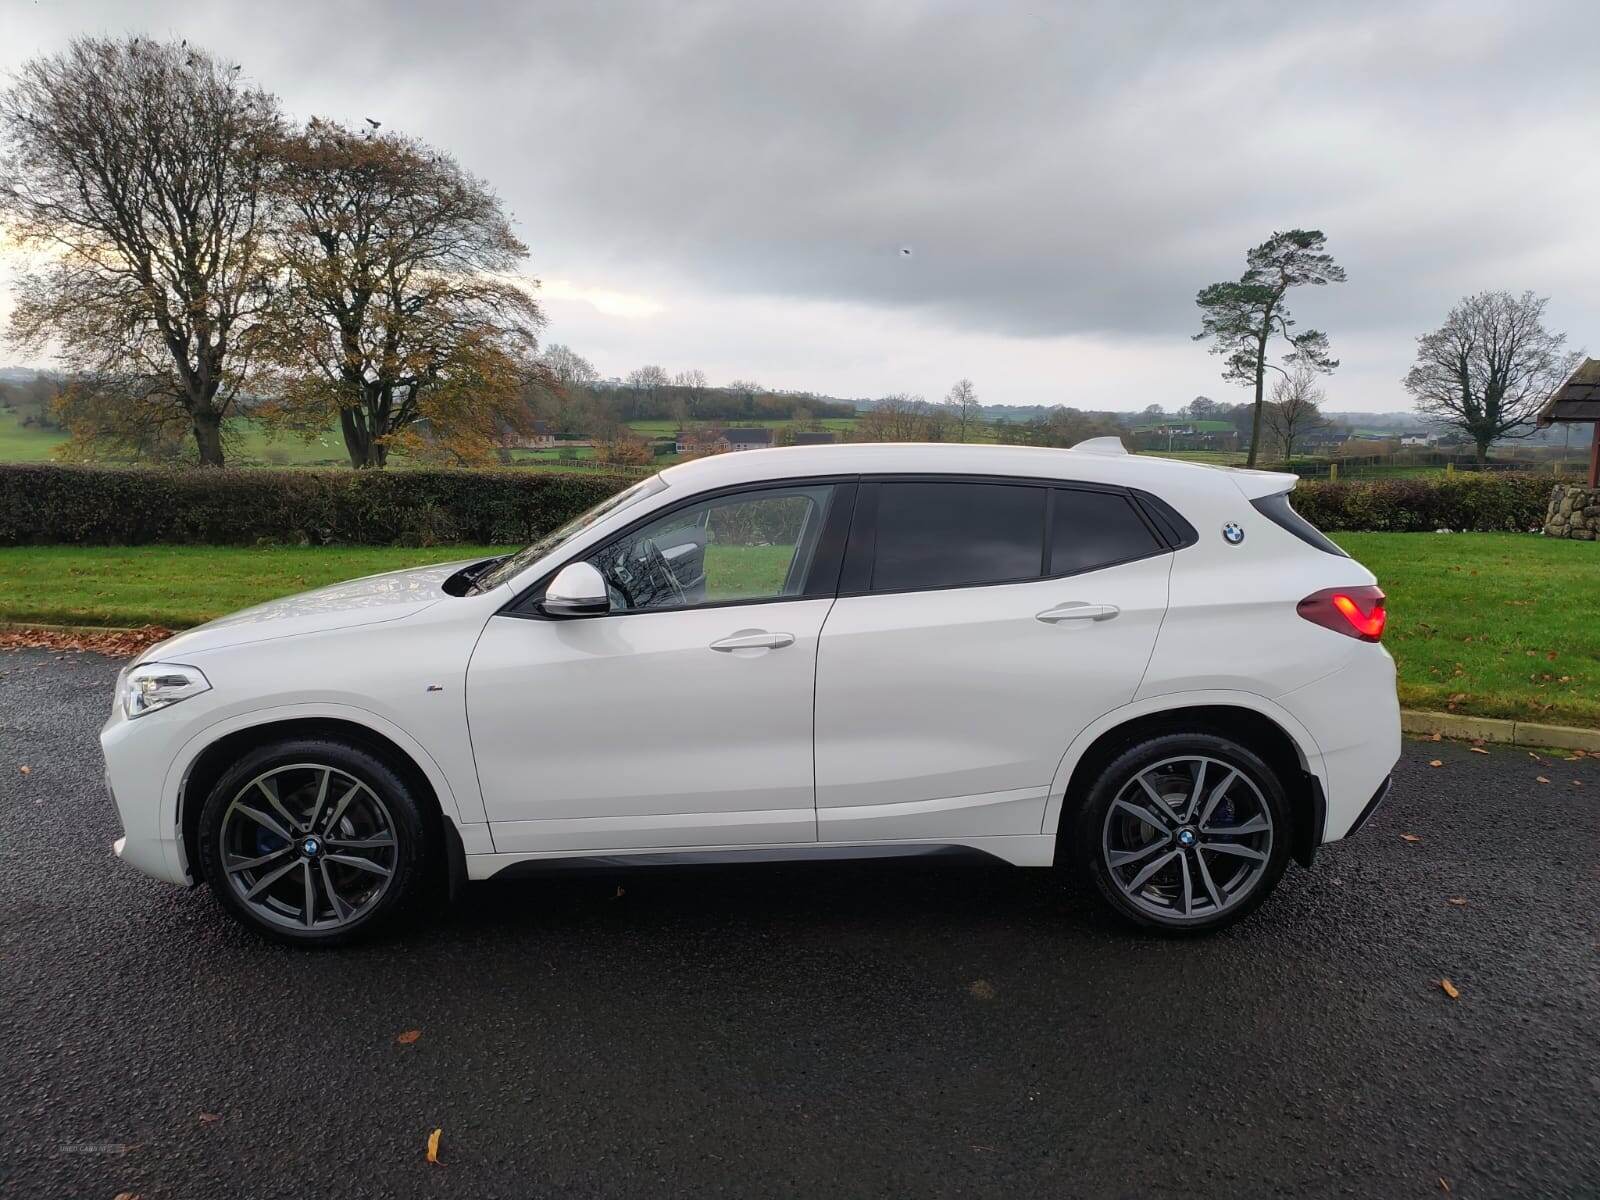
[1537,358,1600,425]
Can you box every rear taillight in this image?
[1298,585,1386,642]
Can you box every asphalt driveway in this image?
[1,647,1596,1199]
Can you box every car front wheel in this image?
[196,738,428,946]
[1073,733,1291,934]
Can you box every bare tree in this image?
[541,344,599,389]
[944,378,980,442]
[1262,365,1326,462]
[627,364,669,402]
[857,394,934,442]
[0,37,282,465]
[1403,290,1579,464]
[261,119,544,467]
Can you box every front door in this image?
[468,481,848,854]
[812,479,1172,843]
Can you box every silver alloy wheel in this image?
[1100,755,1274,922]
[219,763,399,932]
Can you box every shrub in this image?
[0,464,1573,547]
[0,464,637,546]
[1291,473,1568,534]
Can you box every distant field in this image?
[0,410,68,462]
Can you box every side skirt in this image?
[467,834,1056,881]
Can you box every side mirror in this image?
[541,561,611,618]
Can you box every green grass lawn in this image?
[0,544,512,628]
[1337,532,1599,728]
[1,532,1595,727]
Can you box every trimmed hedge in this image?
[0,464,1572,546]
[1290,473,1568,534]
[0,464,637,546]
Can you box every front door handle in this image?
[1036,602,1120,624]
[710,631,795,651]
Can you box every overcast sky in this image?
[2,0,1596,412]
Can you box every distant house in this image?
[1400,433,1437,448]
[675,427,724,454]
[721,427,774,451]
[792,431,836,446]
[525,420,556,449]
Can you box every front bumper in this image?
[101,708,195,886]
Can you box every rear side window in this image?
[1250,492,1348,558]
[1050,488,1165,575]
[872,482,1045,591]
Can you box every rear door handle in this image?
[710,631,795,651]
[1036,603,1120,624]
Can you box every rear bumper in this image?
[1343,775,1394,840]
[1276,649,1402,844]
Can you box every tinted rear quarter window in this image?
[1050,488,1165,575]
[1250,492,1349,557]
[872,482,1045,591]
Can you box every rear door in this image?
[812,478,1173,843]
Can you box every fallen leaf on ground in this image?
[1428,760,1444,768]
[396,1029,422,1045]
[113,1193,142,1200]
[198,1112,222,1125]
[1535,776,1550,784]
[1446,897,1467,906]
[426,1127,442,1165]
[1440,1177,1451,1193]
[1438,978,1460,1000]
[968,979,997,1000]
[1400,833,1423,843]
[1469,747,1489,755]
[1429,732,1442,742]
[0,625,173,658]
[18,765,29,775]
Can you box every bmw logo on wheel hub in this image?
[302,837,321,857]
[1176,828,1198,847]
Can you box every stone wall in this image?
[1543,484,1600,540]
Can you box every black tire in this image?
[197,737,430,946]
[1070,732,1291,935]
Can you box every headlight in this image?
[120,662,211,720]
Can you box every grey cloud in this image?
[4,0,1598,402]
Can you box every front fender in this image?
[161,700,489,884]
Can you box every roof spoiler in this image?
[1070,436,1128,456]
[1226,468,1299,500]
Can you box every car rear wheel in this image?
[196,738,428,946]
[1073,733,1291,934]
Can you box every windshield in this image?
[470,475,669,593]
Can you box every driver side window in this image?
[589,484,836,613]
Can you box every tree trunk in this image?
[192,410,225,467]
[1475,439,1489,466]
[340,406,370,469]
[1247,330,1269,468]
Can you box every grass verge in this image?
[0,532,1594,727]
[1336,532,1598,729]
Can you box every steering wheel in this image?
[633,538,687,608]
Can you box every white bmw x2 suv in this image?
[102,440,1401,944]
